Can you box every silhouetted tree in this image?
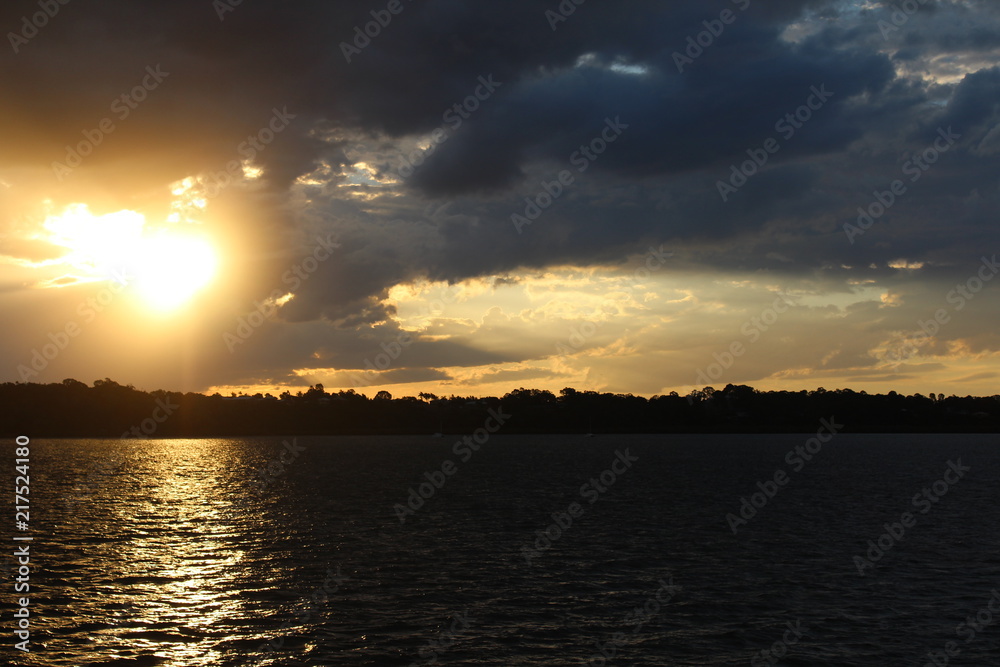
[1,381,998,437]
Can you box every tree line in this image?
[0,379,998,437]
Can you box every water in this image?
[7,434,1000,665]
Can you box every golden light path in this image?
[95,439,260,664]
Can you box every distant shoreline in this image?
[2,380,998,437]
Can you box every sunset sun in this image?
[133,233,218,311]
[43,203,219,312]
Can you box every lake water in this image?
[8,433,1000,665]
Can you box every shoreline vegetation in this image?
[1,379,999,437]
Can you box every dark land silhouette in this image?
[1,379,998,437]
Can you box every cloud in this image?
[2,1,1000,394]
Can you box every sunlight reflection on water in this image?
[16,434,1000,666]
[39,439,276,666]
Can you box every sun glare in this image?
[134,234,218,311]
[44,204,144,273]
[43,203,219,312]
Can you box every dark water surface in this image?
[7,434,1000,665]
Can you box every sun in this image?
[42,203,219,312]
[133,233,218,311]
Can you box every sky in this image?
[1,0,999,399]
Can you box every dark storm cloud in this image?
[3,0,1000,337]
[407,6,897,195]
[0,0,828,188]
